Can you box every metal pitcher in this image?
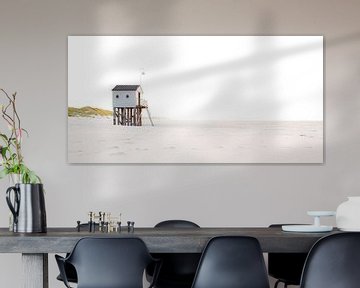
[6,183,47,233]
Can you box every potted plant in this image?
[0,88,46,233]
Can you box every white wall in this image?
[0,0,360,287]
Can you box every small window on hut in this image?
[116,95,119,98]
[126,95,129,98]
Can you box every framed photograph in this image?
[68,36,323,163]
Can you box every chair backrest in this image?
[300,232,360,288]
[155,220,200,228]
[150,220,201,287]
[191,236,270,288]
[67,237,154,288]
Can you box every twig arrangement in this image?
[0,88,41,183]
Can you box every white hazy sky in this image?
[68,36,323,121]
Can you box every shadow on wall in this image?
[95,1,180,34]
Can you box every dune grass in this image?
[68,106,112,117]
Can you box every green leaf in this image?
[21,128,29,137]
[0,133,8,142]
[1,146,8,158]
[29,172,39,184]
[0,168,9,179]
[17,164,41,184]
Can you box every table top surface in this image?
[0,227,340,253]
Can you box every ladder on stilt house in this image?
[146,108,154,126]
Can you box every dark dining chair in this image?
[56,223,99,284]
[268,224,308,288]
[55,237,160,288]
[146,220,201,288]
[191,236,270,288]
[300,232,360,288]
[56,262,77,284]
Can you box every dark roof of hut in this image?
[112,85,141,91]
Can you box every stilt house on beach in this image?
[112,85,153,126]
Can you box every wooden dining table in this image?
[0,226,339,288]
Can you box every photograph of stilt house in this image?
[112,85,153,126]
[68,36,323,164]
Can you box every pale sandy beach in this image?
[68,117,323,163]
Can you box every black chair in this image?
[55,237,160,288]
[268,224,308,288]
[146,220,201,288]
[56,223,99,284]
[300,232,360,288]
[154,220,200,229]
[56,262,77,284]
[191,236,270,288]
